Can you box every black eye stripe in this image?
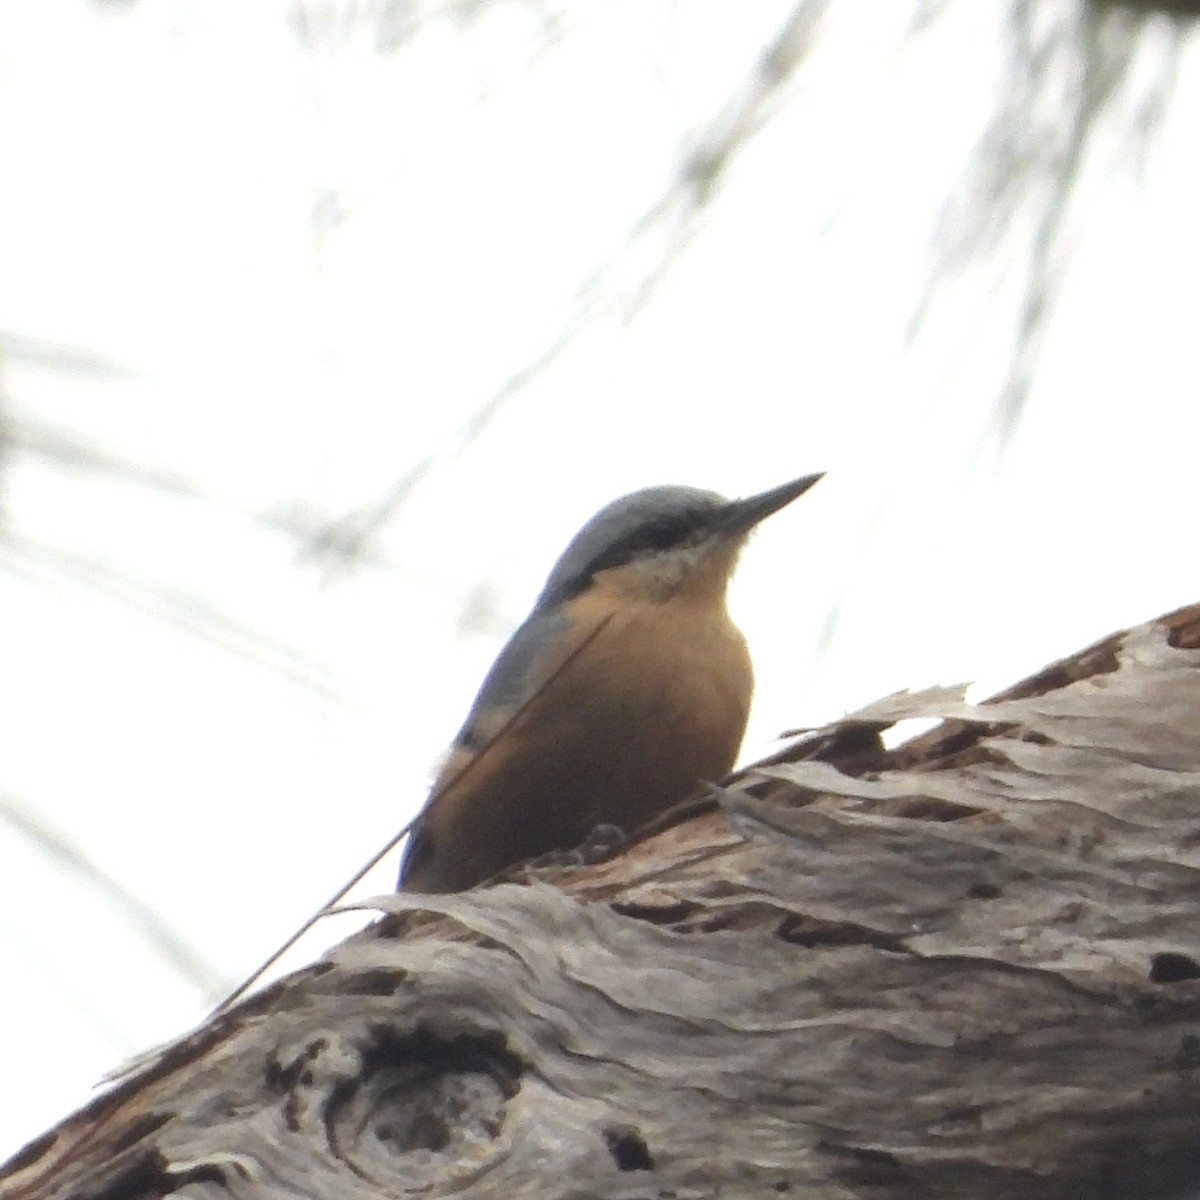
[584,518,698,577]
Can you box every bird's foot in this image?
[575,822,627,864]
[531,823,627,872]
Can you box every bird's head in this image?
[535,472,824,608]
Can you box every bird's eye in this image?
[590,518,696,573]
[580,513,705,584]
[616,518,694,563]
[640,520,687,551]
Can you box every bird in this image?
[397,472,824,892]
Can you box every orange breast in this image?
[401,589,753,892]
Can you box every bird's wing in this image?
[451,605,572,751]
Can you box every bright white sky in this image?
[1,0,1197,1158]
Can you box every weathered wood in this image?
[6,605,1200,1200]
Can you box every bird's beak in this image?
[717,472,824,535]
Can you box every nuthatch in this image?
[398,472,824,892]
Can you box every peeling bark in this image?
[6,605,1200,1200]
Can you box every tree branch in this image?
[7,604,1200,1199]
